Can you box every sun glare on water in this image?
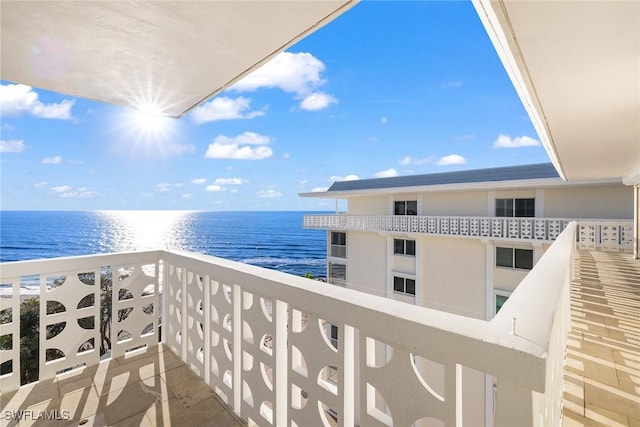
[98,210,194,252]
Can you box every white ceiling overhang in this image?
[0,1,356,118]
[473,0,640,182]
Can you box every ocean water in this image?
[0,211,328,294]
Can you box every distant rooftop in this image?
[328,163,559,192]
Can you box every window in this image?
[330,324,338,348]
[495,294,509,314]
[329,263,346,285]
[330,232,346,258]
[495,198,535,217]
[496,247,533,270]
[393,276,416,295]
[393,238,416,256]
[394,200,417,215]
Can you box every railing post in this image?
[233,283,242,415]
[181,266,188,361]
[204,274,211,387]
[342,324,355,427]
[275,299,288,426]
[161,258,168,344]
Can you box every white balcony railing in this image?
[0,225,577,426]
[303,214,634,250]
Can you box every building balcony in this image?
[303,214,634,249]
[1,222,638,426]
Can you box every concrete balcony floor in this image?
[564,250,640,426]
[1,345,245,427]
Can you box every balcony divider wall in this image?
[0,224,581,425]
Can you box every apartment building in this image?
[302,162,634,422]
[303,163,633,321]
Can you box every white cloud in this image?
[493,134,541,149]
[436,154,467,166]
[399,155,434,166]
[205,132,273,160]
[34,181,48,188]
[59,187,97,198]
[51,185,72,193]
[214,178,246,185]
[330,174,360,182]
[42,156,62,164]
[232,52,325,95]
[156,183,172,192]
[67,159,85,165]
[190,96,264,124]
[374,168,398,178]
[205,184,225,192]
[282,152,291,159]
[174,183,184,188]
[191,178,207,185]
[181,193,192,198]
[0,84,74,119]
[231,52,338,110]
[300,92,337,111]
[311,187,329,192]
[0,139,25,153]
[299,180,308,185]
[257,189,282,198]
[380,117,388,125]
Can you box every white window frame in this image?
[330,231,346,258]
[495,246,534,271]
[392,274,416,296]
[328,262,346,286]
[495,197,535,218]
[393,238,416,256]
[493,289,512,315]
[394,200,418,216]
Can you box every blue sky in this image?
[0,1,549,211]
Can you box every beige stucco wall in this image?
[392,253,415,274]
[494,189,536,199]
[420,236,486,319]
[421,191,487,216]
[543,185,633,219]
[345,231,387,296]
[494,265,530,292]
[348,196,389,215]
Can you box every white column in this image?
[415,237,423,307]
[535,189,544,217]
[533,242,544,265]
[482,239,494,320]
[482,239,495,427]
[385,236,393,297]
[388,195,394,215]
[487,191,496,216]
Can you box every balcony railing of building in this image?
[1,224,577,426]
[304,214,634,250]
